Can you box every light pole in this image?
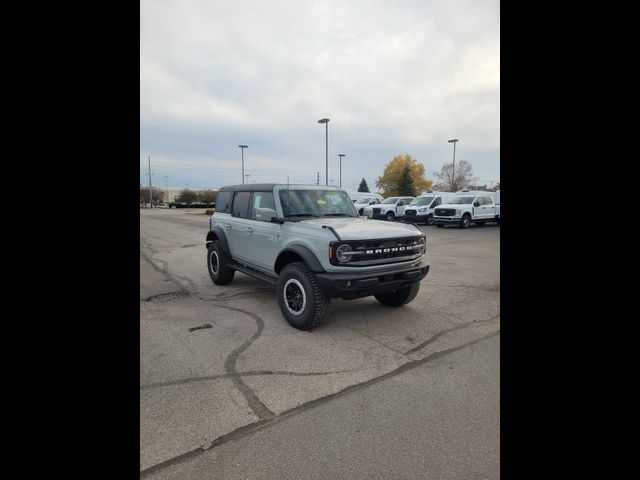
[338,153,345,188]
[318,118,330,186]
[447,139,459,191]
[245,174,250,183]
[238,145,248,184]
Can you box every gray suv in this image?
[206,184,430,330]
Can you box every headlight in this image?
[336,244,353,263]
[418,207,427,212]
[415,237,426,254]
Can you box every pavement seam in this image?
[139,329,499,477]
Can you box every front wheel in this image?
[460,214,471,229]
[277,262,331,330]
[425,215,434,226]
[375,283,420,307]
[385,212,395,221]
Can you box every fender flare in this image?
[206,226,231,257]
[275,244,325,273]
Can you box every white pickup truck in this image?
[433,192,500,228]
[362,196,415,221]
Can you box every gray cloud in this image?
[141,0,500,191]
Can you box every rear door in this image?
[248,191,282,273]
[228,191,252,262]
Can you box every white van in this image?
[348,192,383,203]
[402,192,456,225]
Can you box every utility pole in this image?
[148,156,152,208]
[163,176,169,203]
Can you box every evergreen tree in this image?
[357,178,370,192]
[397,164,417,196]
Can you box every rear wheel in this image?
[277,262,331,330]
[207,241,235,285]
[375,283,420,307]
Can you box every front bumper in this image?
[402,214,428,223]
[433,217,461,224]
[315,259,430,300]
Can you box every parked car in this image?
[362,196,415,221]
[433,193,500,228]
[402,192,454,225]
[206,184,429,330]
[352,196,382,216]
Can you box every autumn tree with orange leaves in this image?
[375,154,433,197]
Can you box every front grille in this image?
[405,209,417,216]
[372,208,381,215]
[330,236,425,267]
[435,208,456,216]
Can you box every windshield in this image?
[410,196,434,206]
[448,196,475,204]
[279,189,358,218]
[381,197,399,204]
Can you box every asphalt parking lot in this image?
[140,208,500,478]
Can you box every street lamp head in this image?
[448,139,458,143]
[238,145,248,148]
[318,118,330,124]
[338,153,346,158]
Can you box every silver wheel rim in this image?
[210,250,219,274]
[283,279,306,315]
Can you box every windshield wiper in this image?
[322,213,354,217]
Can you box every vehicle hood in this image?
[299,217,421,240]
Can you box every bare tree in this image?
[433,160,478,192]
[197,189,217,204]
[140,186,164,207]
[176,188,198,205]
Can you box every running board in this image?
[228,261,278,285]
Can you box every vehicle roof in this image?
[219,184,343,192]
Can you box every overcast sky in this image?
[140,0,499,192]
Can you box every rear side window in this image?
[215,191,231,213]
[232,191,251,218]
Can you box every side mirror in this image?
[398,201,405,206]
[473,201,480,207]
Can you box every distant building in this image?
[468,184,488,191]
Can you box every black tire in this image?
[277,262,331,330]
[425,214,434,226]
[358,208,364,215]
[375,282,420,307]
[436,224,444,228]
[460,214,471,229]
[207,241,235,285]
[385,212,395,221]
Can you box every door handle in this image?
[224,222,232,228]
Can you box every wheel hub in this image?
[284,279,306,315]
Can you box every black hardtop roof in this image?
[218,184,342,192]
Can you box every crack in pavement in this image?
[139,329,500,478]
[218,304,276,420]
[142,291,191,303]
[404,313,500,355]
[140,368,364,391]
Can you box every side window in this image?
[432,197,441,208]
[251,192,277,222]
[215,191,231,214]
[231,191,251,218]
